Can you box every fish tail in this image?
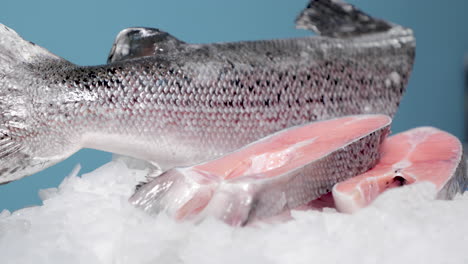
[295,0,393,37]
[0,24,73,184]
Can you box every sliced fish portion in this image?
[130,114,391,226]
[333,127,468,214]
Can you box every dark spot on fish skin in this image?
[248,86,254,92]
[88,72,97,79]
[320,95,325,104]
[292,75,297,81]
[278,73,283,81]
[256,80,261,86]
[102,80,111,89]
[325,74,330,81]
[107,68,117,75]
[386,181,389,185]
[277,92,282,102]
[9,167,19,174]
[28,41,36,46]
[226,59,235,69]
[239,100,245,109]
[266,80,270,87]
[264,99,270,107]
[306,74,311,81]
[393,176,406,186]
[0,168,8,176]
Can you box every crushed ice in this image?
[0,160,467,264]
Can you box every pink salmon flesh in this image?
[332,127,468,213]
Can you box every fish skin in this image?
[0,0,415,184]
[332,127,468,214]
[130,114,391,226]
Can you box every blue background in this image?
[0,0,467,211]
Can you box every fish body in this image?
[332,127,468,213]
[130,114,391,226]
[0,0,414,184]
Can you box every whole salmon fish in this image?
[0,0,415,184]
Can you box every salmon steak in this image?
[332,127,468,213]
[130,114,391,226]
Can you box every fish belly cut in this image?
[332,127,468,214]
[130,114,391,226]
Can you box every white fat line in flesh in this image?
[243,136,319,176]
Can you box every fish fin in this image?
[130,168,216,220]
[0,24,73,184]
[295,0,392,38]
[107,27,186,63]
[134,167,163,192]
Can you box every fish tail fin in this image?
[0,24,67,67]
[295,0,392,38]
[0,24,73,184]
